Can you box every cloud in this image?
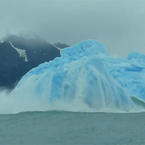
[0,0,145,56]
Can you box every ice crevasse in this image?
[11,40,145,112]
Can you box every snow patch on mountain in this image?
[9,41,28,62]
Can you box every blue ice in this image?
[13,40,145,112]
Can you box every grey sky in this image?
[0,0,145,56]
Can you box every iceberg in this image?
[11,40,145,112]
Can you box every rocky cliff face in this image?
[0,35,68,89]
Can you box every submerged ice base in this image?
[11,40,145,112]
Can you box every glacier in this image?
[10,40,145,113]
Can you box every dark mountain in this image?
[0,35,69,90]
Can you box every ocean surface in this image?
[0,111,145,145]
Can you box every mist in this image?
[0,0,145,56]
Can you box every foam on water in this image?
[0,40,145,114]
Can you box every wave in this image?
[0,89,145,114]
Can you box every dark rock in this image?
[0,35,68,90]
